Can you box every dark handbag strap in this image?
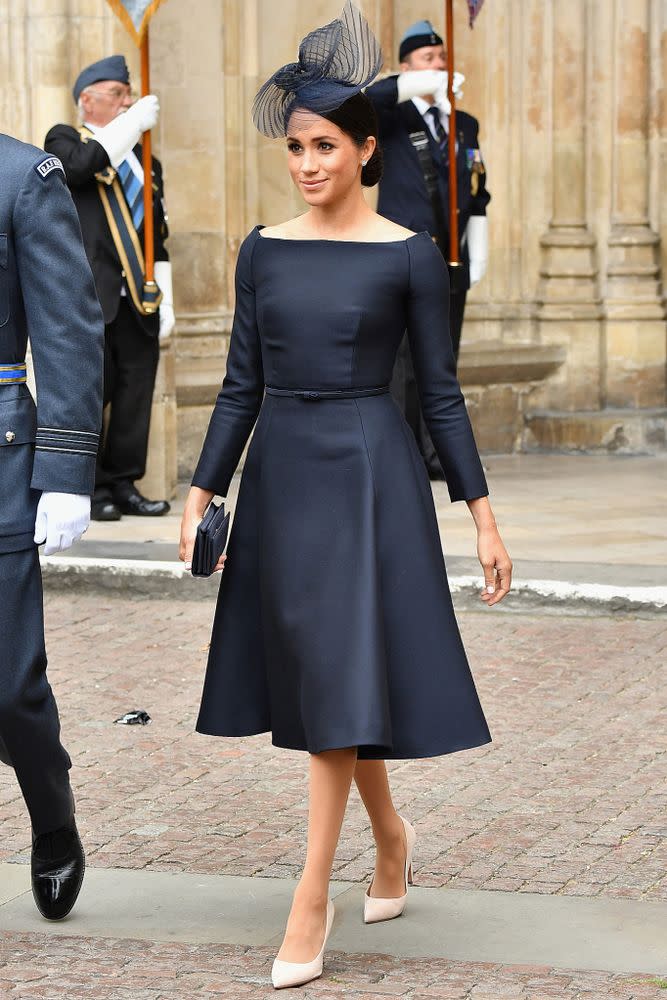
[408,129,447,250]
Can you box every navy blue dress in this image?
[192,225,491,759]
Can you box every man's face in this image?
[80,80,133,127]
[400,44,446,72]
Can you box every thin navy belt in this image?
[265,385,389,401]
[0,363,27,385]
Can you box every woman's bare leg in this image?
[354,759,408,898]
[277,746,357,963]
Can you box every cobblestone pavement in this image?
[1,932,666,999]
[1,594,665,902]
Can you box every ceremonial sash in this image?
[79,127,162,316]
[408,129,447,250]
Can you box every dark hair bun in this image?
[361,146,383,187]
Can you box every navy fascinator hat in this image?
[252,1,383,138]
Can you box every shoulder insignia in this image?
[34,157,65,181]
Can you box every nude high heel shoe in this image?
[271,899,335,989]
[364,815,416,924]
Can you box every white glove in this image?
[397,70,445,103]
[34,492,91,555]
[154,260,175,341]
[95,95,160,169]
[466,216,489,285]
[434,72,465,118]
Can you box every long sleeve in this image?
[365,76,401,137]
[406,234,487,502]
[150,155,169,263]
[44,125,110,188]
[14,157,104,495]
[192,231,264,495]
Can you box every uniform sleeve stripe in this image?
[36,434,99,444]
[37,426,99,439]
[35,445,98,456]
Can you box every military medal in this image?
[467,148,485,197]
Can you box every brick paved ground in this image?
[1,932,666,999]
[1,594,665,901]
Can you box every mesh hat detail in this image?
[252,1,383,138]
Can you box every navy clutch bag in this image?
[191,500,230,577]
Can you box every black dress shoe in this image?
[91,499,122,521]
[31,826,85,920]
[114,488,170,517]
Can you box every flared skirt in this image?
[196,393,491,759]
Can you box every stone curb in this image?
[449,574,667,615]
[41,556,667,615]
[2,864,667,975]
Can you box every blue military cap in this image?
[399,19,444,61]
[72,55,130,103]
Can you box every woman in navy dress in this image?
[180,3,511,989]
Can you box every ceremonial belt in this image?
[408,129,448,251]
[0,363,27,384]
[79,127,162,317]
[265,385,389,401]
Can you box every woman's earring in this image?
[361,159,368,167]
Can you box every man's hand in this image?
[434,72,465,118]
[95,95,160,168]
[466,216,489,285]
[397,69,446,103]
[34,492,91,555]
[154,261,175,341]
[130,95,160,132]
[159,303,176,341]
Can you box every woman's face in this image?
[285,111,375,206]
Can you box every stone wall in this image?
[3,0,666,470]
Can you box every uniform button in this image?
[121,270,126,277]
[5,431,15,443]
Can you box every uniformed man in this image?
[0,131,104,918]
[366,20,490,478]
[45,56,173,521]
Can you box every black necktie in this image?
[427,106,448,158]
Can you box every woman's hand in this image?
[179,486,223,572]
[477,527,512,606]
[467,496,512,607]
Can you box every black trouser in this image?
[391,288,467,476]
[95,298,159,499]
[0,547,73,835]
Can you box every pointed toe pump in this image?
[271,899,335,989]
[364,815,416,924]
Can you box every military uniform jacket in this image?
[44,124,169,336]
[0,133,104,553]
[366,76,490,289]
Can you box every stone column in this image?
[0,0,75,144]
[161,0,263,480]
[535,0,602,412]
[377,0,394,73]
[0,0,28,141]
[603,0,666,408]
[137,339,178,500]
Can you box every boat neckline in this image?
[255,225,428,245]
